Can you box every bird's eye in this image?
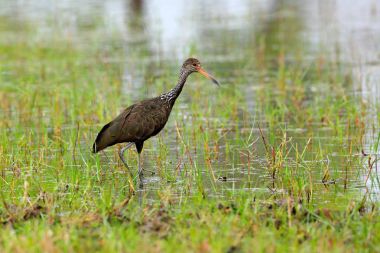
[192,63,197,67]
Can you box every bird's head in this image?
[181,58,219,85]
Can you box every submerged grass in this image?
[0,6,379,253]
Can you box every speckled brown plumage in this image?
[93,97,171,153]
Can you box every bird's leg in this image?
[137,152,144,188]
[135,142,145,188]
[119,143,134,178]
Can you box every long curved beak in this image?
[197,67,220,86]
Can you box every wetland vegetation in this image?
[0,0,379,252]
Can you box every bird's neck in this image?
[160,69,189,106]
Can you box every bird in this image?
[92,58,219,187]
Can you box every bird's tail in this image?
[93,122,115,153]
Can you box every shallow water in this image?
[0,0,379,206]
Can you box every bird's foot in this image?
[142,169,155,176]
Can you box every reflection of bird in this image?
[93,58,219,187]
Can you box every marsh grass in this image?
[0,7,379,253]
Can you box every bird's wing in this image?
[120,100,169,141]
[92,104,135,152]
[116,104,136,132]
[93,99,169,152]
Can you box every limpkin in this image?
[93,58,219,186]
